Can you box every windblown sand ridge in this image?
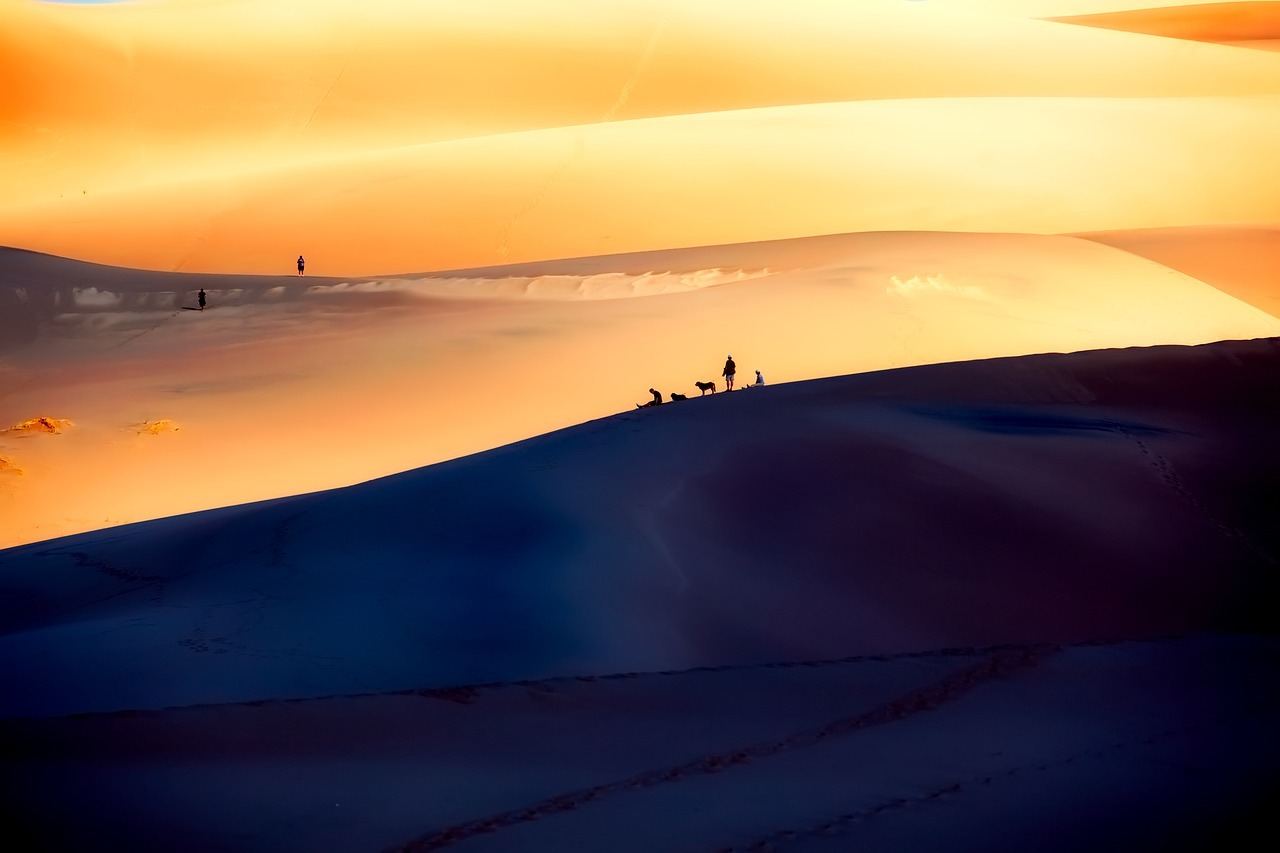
[1051,1,1280,46]
[1076,225,1280,318]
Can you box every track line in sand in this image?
[108,309,183,350]
[717,723,1203,853]
[2,640,1083,724]
[1113,425,1276,565]
[392,645,1054,852]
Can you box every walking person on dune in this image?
[197,288,206,311]
[723,354,737,391]
[297,255,306,276]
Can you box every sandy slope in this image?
[8,1,1278,172]
[5,0,1280,272]
[2,637,1276,852]
[1077,225,1280,318]
[2,338,1277,719]
[1,339,1277,849]
[958,0,1266,14]
[4,232,1277,549]
[1228,36,1280,48]
[1051,2,1280,45]
[4,95,1280,274]
[1,4,1275,847]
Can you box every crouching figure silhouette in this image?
[636,388,663,408]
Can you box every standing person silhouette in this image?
[197,288,206,311]
[723,354,737,391]
[297,255,305,276]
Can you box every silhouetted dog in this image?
[694,381,716,395]
[670,392,688,401]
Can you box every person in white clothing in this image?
[744,369,765,388]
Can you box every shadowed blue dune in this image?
[905,405,1176,436]
[1,339,1278,852]
[1,338,1278,718]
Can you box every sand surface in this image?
[2,339,1277,848]
[3,4,1278,848]
[4,0,1279,547]
[1077,225,1280,318]
[5,95,1279,275]
[3,337,1277,716]
[2,637,1275,852]
[1051,1,1280,45]
[3,233,1276,549]
[4,0,1280,273]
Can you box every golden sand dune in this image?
[1228,37,1280,49]
[4,95,1278,275]
[1078,226,1280,318]
[5,0,1280,212]
[2,1,1277,544]
[956,0,1261,13]
[1051,1,1280,45]
[2,231,1275,548]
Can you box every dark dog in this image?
[694,381,716,395]
[670,392,688,401]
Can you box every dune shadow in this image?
[905,405,1172,437]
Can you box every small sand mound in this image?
[4,416,73,435]
[133,419,180,436]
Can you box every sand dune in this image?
[3,4,1276,847]
[1078,225,1280,318]
[8,1,1278,163]
[1227,36,1280,49]
[2,636,1275,852]
[5,0,1280,273]
[3,339,1277,849]
[1051,2,1280,45]
[2,337,1277,717]
[4,232,1276,549]
[5,95,1280,274]
[957,0,1264,14]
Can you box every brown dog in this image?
[694,381,716,395]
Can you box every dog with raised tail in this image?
[694,380,717,396]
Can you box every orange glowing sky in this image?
[1,0,1278,547]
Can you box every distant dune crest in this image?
[1051,1,1280,45]
[387,268,774,301]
